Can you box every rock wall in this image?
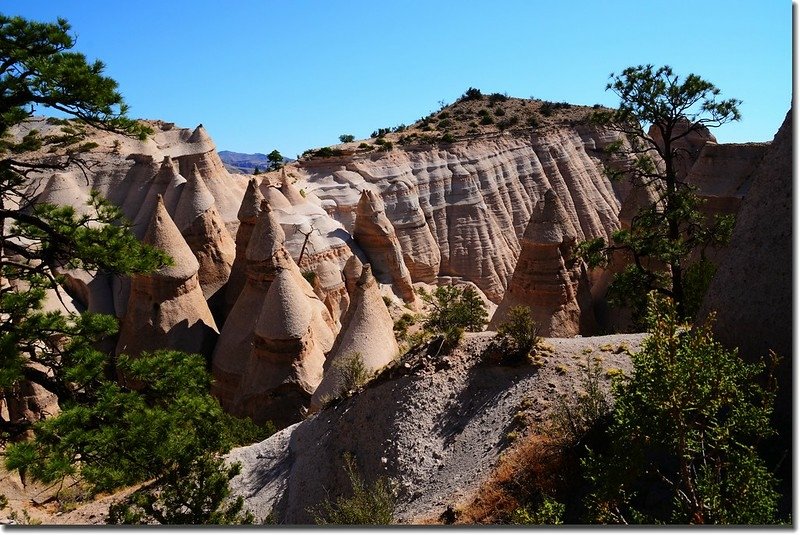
[298,126,627,303]
[698,109,792,422]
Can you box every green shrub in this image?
[495,306,540,363]
[302,270,317,285]
[551,355,610,445]
[339,134,355,143]
[480,115,494,125]
[582,295,781,524]
[419,285,487,334]
[493,107,506,116]
[334,352,371,397]
[311,453,396,525]
[488,92,509,105]
[440,132,455,143]
[313,147,343,158]
[461,87,483,101]
[511,496,565,525]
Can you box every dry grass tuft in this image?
[455,433,566,524]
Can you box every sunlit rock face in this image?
[116,197,218,360]
[299,126,627,304]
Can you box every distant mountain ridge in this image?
[218,150,271,174]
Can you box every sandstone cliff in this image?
[698,109,792,421]
[297,124,627,305]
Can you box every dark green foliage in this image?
[480,115,494,125]
[0,15,150,140]
[0,15,170,442]
[370,127,391,138]
[461,87,483,101]
[578,65,740,322]
[358,142,372,150]
[497,115,519,131]
[440,132,455,143]
[437,118,452,129]
[333,352,371,397]
[393,313,415,341]
[267,149,283,170]
[312,146,344,158]
[338,134,355,143]
[493,107,506,116]
[488,92,509,105]
[583,295,781,524]
[252,165,260,175]
[107,455,254,525]
[493,306,540,364]
[311,453,396,525]
[6,350,231,492]
[419,285,488,334]
[551,356,610,445]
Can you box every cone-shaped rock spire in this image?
[116,196,218,360]
[352,189,416,303]
[490,190,596,336]
[310,264,398,412]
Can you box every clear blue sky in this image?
[4,1,792,157]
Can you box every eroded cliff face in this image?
[297,126,627,304]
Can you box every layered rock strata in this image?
[490,189,596,336]
[116,196,218,359]
[352,189,416,303]
[302,127,627,303]
[310,264,399,411]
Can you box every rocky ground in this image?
[227,330,646,524]
[0,331,645,526]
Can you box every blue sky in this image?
[3,1,792,157]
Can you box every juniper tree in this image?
[578,65,740,322]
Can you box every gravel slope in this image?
[227,331,645,524]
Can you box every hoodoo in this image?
[116,196,218,359]
[172,164,236,301]
[310,264,399,412]
[352,189,416,303]
[223,177,265,317]
[235,266,328,428]
[490,189,596,336]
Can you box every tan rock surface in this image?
[173,164,236,300]
[302,127,626,303]
[310,264,399,411]
[353,189,416,303]
[115,196,218,360]
[490,189,596,336]
[223,178,265,317]
[235,267,328,428]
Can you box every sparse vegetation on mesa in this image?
[298,88,608,159]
